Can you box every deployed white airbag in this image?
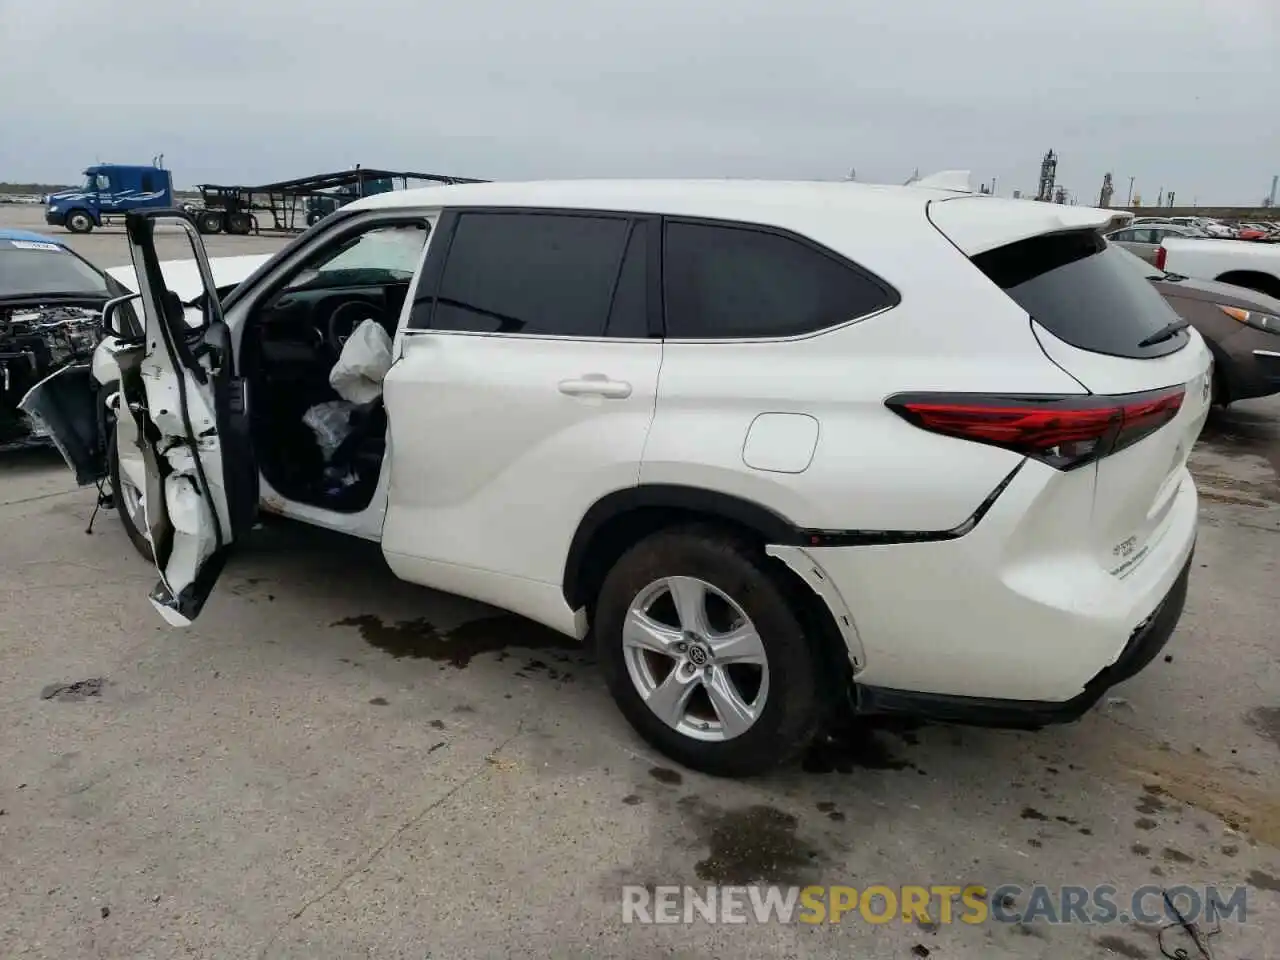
[329,319,393,405]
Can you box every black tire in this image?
[197,211,224,234]
[109,425,154,562]
[65,209,94,234]
[227,212,252,235]
[595,525,824,777]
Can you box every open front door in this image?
[121,210,258,625]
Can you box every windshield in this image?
[0,239,115,299]
[285,223,429,291]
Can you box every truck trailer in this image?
[192,167,484,235]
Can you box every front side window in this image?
[420,212,634,337]
[662,221,897,339]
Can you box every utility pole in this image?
[1127,176,1135,205]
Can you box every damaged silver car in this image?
[0,229,136,450]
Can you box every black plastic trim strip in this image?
[793,460,1025,548]
[561,466,1025,607]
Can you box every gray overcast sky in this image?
[1,0,1276,204]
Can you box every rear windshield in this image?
[972,229,1188,359]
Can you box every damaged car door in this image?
[117,210,258,625]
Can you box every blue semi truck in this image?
[45,159,173,234]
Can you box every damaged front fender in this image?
[18,363,107,484]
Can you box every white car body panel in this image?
[925,196,1131,256]
[104,254,271,301]
[114,219,251,626]
[381,331,663,639]
[1159,237,1280,287]
[36,181,1207,737]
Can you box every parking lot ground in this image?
[2,207,1279,958]
[0,202,293,264]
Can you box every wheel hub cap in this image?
[621,576,770,743]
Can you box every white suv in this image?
[24,181,1211,776]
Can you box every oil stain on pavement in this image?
[333,613,578,668]
[1246,707,1280,751]
[801,719,919,773]
[675,795,826,886]
[40,678,106,702]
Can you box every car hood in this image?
[105,254,272,303]
[1152,275,1280,314]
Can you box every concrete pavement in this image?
[1,204,1277,959]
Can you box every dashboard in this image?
[254,280,410,368]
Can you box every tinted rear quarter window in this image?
[663,221,896,339]
[426,212,631,336]
[971,229,1187,359]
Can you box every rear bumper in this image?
[1245,348,1280,395]
[802,457,1199,706]
[852,546,1192,727]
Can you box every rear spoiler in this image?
[1104,211,1135,232]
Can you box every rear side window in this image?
[424,212,631,337]
[663,221,897,339]
[972,229,1187,359]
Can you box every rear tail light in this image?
[1155,246,1167,270]
[885,387,1185,470]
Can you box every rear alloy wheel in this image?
[65,210,94,234]
[596,527,823,776]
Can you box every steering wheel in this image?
[326,299,386,357]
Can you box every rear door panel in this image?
[381,209,662,626]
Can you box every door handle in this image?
[558,375,632,399]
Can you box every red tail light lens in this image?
[1155,246,1167,271]
[886,387,1185,470]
